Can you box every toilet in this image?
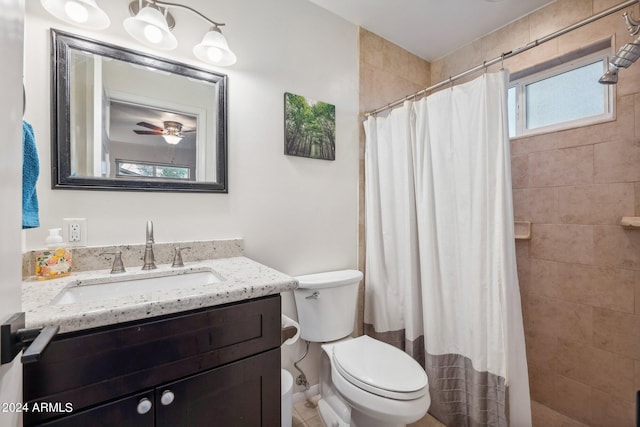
[294,270,430,427]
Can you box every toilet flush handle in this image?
[305,291,320,299]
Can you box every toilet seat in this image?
[332,335,428,400]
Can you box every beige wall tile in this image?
[529,364,556,407]
[556,262,635,313]
[382,38,410,77]
[360,28,384,69]
[594,139,640,183]
[554,338,635,402]
[433,39,483,84]
[594,0,631,12]
[524,293,593,344]
[558,183,635,225]
[513,187,559,223]
[593,307,640,359]
[594,225,640,270]
[481,17,530,60]
[556,14,616,55]
[515,240,531,294]
[529,258,560,299]
[529,146,593,187]
[530,224,594,265]
[506,40,559,74]
[525,329,559,369]
[635,93,640,139]
[510,133,558,157]
[531,400,590,427]
[590,389,636,427]
[510,154,529,189]
[528,0,593,41]
[551,374,592,425]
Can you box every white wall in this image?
[24,0,359,392]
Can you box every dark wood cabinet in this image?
[24,295,281,427]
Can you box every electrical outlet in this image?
[63,218,87,246]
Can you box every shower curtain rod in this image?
[365,0,638,117]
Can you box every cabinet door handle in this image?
[161,390,175,406]
[137,398,152,415]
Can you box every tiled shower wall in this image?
[359,0,640,425]
[432,0,640,425]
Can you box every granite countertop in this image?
[23,256,298,333]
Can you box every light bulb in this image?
[207,47,224,62]
[144,24,163,44]
[64,1,89,23]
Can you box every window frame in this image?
[508,47,615,139]
[115,159,192,181]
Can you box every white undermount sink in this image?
[54,268,224,305]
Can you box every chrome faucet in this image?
[142,220,157,270]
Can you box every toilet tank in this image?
[293,270,363,342]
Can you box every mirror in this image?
[51,30,227,193]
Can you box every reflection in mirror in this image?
[52,30,227,192]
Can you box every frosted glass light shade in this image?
[124,5,177,50]
[193,27,237,66]
[162,134,182,145]
[41,0,110,29]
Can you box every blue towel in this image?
[22,120,40,229]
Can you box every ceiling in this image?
[307,0,557,61]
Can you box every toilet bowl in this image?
[294,270,430,427]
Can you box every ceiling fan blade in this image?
[134,130,163,135]
[136,121,164,131]
[182,129,196,133]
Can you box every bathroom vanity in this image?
[20,246,297,427]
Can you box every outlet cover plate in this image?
[63,218,87,246]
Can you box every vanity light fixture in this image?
[125,0,237,65]
[40,0,110,29]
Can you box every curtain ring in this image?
[500,53,505,71]
[449,76,453,90]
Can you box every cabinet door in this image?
[37,391,154,427]
[156,348,280,427]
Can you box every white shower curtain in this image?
[364,71,531,427]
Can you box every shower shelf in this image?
[514,221,531,240]
[620,217,640,229]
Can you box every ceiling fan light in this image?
[124,5,177,50]
[193,27,237,66]
[162,134,182,145]
[41,0,110,29]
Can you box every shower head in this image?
[599,7,640,85]
[599,40,640,84]
[598,67,619,84]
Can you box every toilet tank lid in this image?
[295,270,363,289]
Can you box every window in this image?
[508,47,614,138]
[116,160,191,180]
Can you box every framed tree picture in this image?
[284,92,335,160]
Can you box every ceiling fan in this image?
[133,121,195,145]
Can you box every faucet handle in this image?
[171,246,191,268]
[100,251,126,274]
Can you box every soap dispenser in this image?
[35,228,72,280]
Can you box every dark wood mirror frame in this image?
[51,30,228,193]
